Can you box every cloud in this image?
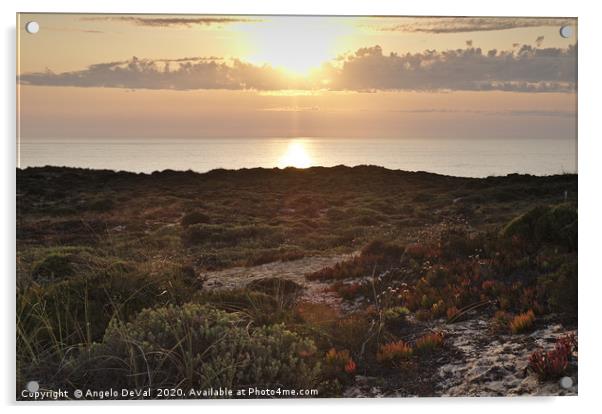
[19,57,305,91]
[389,108,575,117]
[377,17,573,34]
[327,44,576,92]
[18,44,576,93]
[260,106,320,112]
[43,26,104,34]
[81,16,261,27]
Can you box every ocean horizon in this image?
[18,136,577,178]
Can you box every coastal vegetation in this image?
[16,166,577,398]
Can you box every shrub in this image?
[509,310,535,334]
[306,240,403,281]
[245,248,304,266]
[193,289,285,326]
[440,228,481,260]
[31,253,74,282]
[501,204,577,250]
[414,332,444,354]
[326,208,347,221]
[18,267,196,351]
[345,359,357,374]
[178,265,204,289]
[331,313,372,353]
[182,224,284,248]
[246,277,303,298]
[537,262,577,315]
[195,288,275,309]
[86,197,114,212]
[181,210,210,227]
[501,205,549,241]
[528,334,577,380]
[69,304,320,390]
[446,306,459,320]
[430,299,447,318]
[491,310,513,333]
[376,340,413,364]
[331,281,364,300]
[323,348,356,379]
[295,302,339,327]
[360,240,404,261]
[534,204,577,250]
[413,192,434,203]
[383,306,410,325]
[404,243,437,260]
[415,309,432,321]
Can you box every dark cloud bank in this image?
[19,44,576,93]
[378,17,574,34]
[81,16,261,27]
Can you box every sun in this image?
[241,17,352,75]
[278,140,313,168]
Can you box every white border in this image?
[2,0,601,412]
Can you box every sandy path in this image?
[201,253,356,310]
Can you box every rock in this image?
[435,318,577,396]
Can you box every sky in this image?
[17,14,577,139]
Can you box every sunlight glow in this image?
[241,17,353,75]
[278,140,313,168]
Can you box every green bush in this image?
[86,197,115,212]
[181,210,211,227]
[247,277,303,297]
[502,205,549,241]
[31,253,74,282]
[245,248,305,266]
[69,304,320,391]
[17,266,197,352]
[501,204,577,250]
[537,262,578,315]
[182,224,285,248]
[306,240,404,281]
[383,306,410,325]
[193,288,288,325]
[534,204,577,250]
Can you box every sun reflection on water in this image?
[278,140,313,168]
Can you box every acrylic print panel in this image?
[16,14,577,400]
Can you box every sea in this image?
[18,136,577,178]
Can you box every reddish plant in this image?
[446,306,459,320]
[331,281,363,300]
[344,359,357,374]
[528,334,577,380]
[509,309,535,334]
[377,340,413,363]
[481,280,496,291]
[324,348,356,377]
[491,310,513,333]
[414,332,444,354]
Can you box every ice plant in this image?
[414,332,444,354]
[344,359,357,374]
[377,340,413,363]
[446,306,459,320]
[528,334,577,380]
[324,348,357,381]
[509,309,535,334]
